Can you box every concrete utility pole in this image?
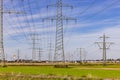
[96,34,113,66]
[0,0,24,66]
[43,0,76,62]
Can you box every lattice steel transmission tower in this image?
[31,33,36,61]
[0,0,5,66]
[77,48,84,63]
[95,34,113,66]
[38,48,42,62]
[43,0,76,62]
[30,33,40,61]
[36,36,43,62]
[0,0,23,66]
[48,42,53,62]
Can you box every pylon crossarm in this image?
[2,10,25,14]
[62,16,76,22]
[42,17,56,22]
[47,3,73,8]
[47,4,57,8]
[62,4,73,9]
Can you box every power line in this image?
[0,0,26,66]
[82,0,120,21]
[65,0,97,48]
[3,0,29,43]
[21,0,33,36]
[3,3,24,39]
[27,0,36,33]
[65,0,119,49]
[78,0,96,16]
[10,0,28,40]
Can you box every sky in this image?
[2,0,120,61]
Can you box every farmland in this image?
[0,63,120,80]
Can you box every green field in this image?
[0,64,120,79]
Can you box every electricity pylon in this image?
[37,48,43,62]
[95,34,113,66]
[0,0,4,66]
[30,33,40,61]
[48,42,53,62]
[77,48,84,63]
[31,32,43,62]
[43,0,76,62]
[31,33,36,61]
[17,49,20,62]
[0,0,24,66]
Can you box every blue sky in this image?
[2,0,120,61]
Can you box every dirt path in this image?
[77,68,120,70]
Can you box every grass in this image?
[0,64,120,79]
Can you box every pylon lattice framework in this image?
[0,0,24,66]
[0,0,5,66]
[55,0,64,61]
[43,0,76,61]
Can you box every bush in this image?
[54,65,68,68]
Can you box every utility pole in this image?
[43,0,76,62]
[0,0,24,66]
[95,34,113,66]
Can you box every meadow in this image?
[0,63,120,79]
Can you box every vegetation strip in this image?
[0,73,113,80]
[1,64,120,79]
